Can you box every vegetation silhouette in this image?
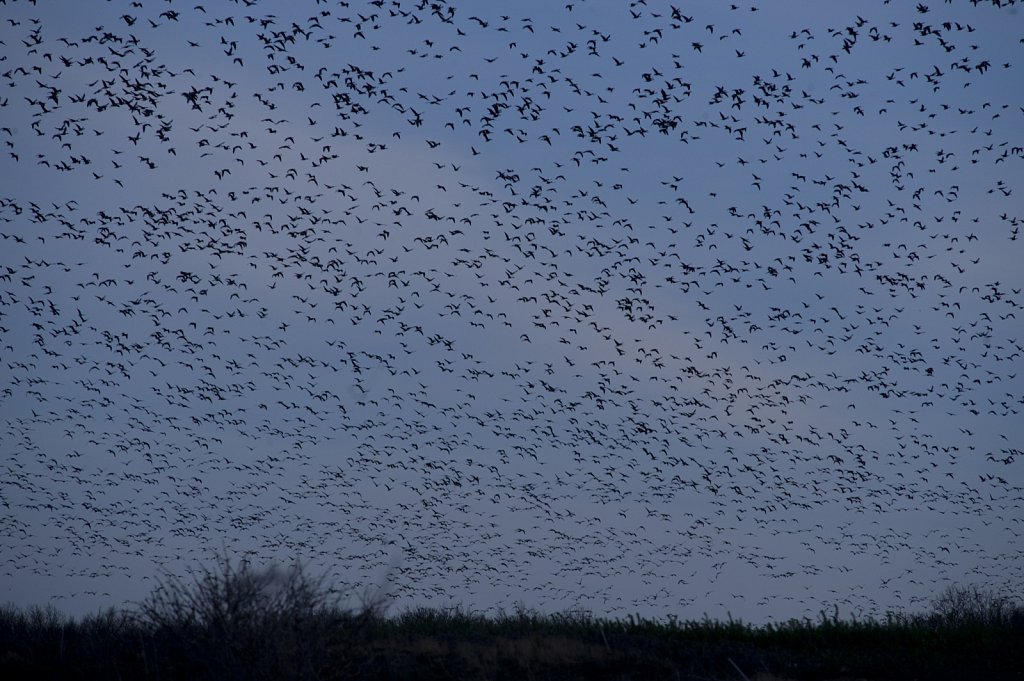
[1,556,1021,680]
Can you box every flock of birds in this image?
[1,0,1022,622]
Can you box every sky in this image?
[1,0,1022,625]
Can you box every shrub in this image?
[133,552,368,681]
[929,584,1022,628]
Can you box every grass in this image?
[1,559,1020,680]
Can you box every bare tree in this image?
[930,584,1021,628]
[134,552,359,680]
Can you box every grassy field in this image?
[2,558,1020,680]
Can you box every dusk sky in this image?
[1,0,1022,624]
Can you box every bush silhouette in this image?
[134,552,377,681]
[929,584,1022,629]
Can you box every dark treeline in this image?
[2,558,1021,680]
